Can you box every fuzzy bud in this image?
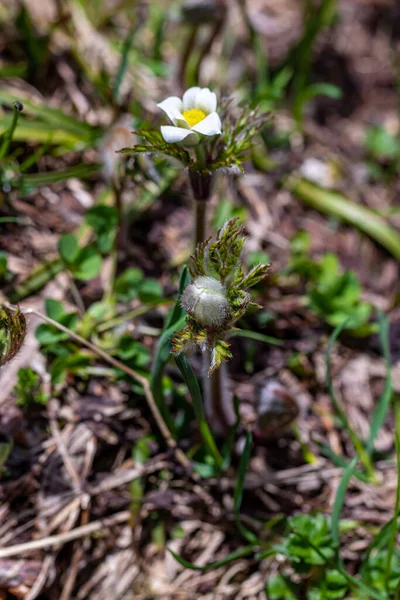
[180,276,228,327]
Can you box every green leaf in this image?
[150,267,189,430]
[35,323,70,345]
[114,268,144,302]
[209,338,232,375]
[266,574,299,600]
[20,165,99,189]
[8,258,64,303]
[287,514,335,567]
[58,234,79,264]
[45,298,65,322]
[385,398,400,593]
[14,367,48,406]
[326,320,376,480]
[114,24,136,103]
[367,311,392,453]
[0,89,98,139]
[289,178,400,261]
[365,125,400,161]
[138,279,163,303]
[331,456,358,550]
[175,353,223,469]
[233,431,258,544]
[168,545,255,572]
[0,101,22,160]
[85,205,119,253]
[240,263,270,289]
[229,329,283,346]
[72,248,102,281]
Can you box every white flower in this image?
[157,87,222,147]
[180,276,228,327]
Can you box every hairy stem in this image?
[203,358,235,436]
[195,199,207,247]
[189,167,234,436]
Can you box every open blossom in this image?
[157,87,222,147]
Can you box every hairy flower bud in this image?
[180,276,228,327]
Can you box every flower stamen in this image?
[182,109,206,127]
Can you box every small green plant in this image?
[364,125,400,181]
[0,251,12,282]
[14,367,48,406]
[58,233,103,282]
[287,232,374,334]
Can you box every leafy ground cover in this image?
[0,1,400,598]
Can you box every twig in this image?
[8,305,190,470]
[48,398,82,493]
[0,511,131,559]
[24,556,53,600]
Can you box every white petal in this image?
[169,108,190,129]
[195,88,217,114]
[160,125,198,145]
[191,112,221,136]
[157,96,183,122]
[182,87,201,111]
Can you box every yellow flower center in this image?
[182,109,206,128]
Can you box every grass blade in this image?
[7,259,64,303]
[20,164,99,187]
[367,310,392,453]
[114,25,135,103]
[315,441,369,482]
[326,320,375,480]
[0,102,22,160]
[150,267,189,426]
[331,455,358,550]
[229,329,283,346]
[0,116,85,147]
[0,90,97,139]
[385,396,400,594]
[174,353,223,470]
[233,431,258,543]
[288,178,400,261]
[168,544,255,572]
